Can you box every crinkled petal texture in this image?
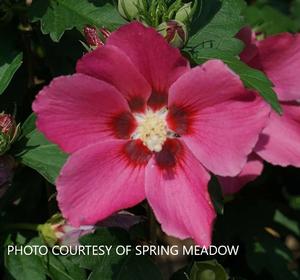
[255,33,300,101]
[239,31,300,101]
[145,139,215,246]
[237,29,300,170]
[76,45,151,112]
[57,140,151,226]
[33,74,137,153]
[218,154,264,195]
[255,102,300,167]
[106,21,189,110]
[167,60,270,176]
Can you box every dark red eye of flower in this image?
[155,139,183,170]
[167,105,192,135]
[110,112,137,139]
[147,91,168,111]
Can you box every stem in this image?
[1,223,39,232]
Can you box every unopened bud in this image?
[175,2,193,24]
[83,26,104,49]
[38,214,94,247]
[200,270,216,280]
[0,113,16,137]
[157,20,188,48]
[190,260,229,280]
[0,113,20,155]
[118,0,146,20]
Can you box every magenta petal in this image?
[168,60,270,176]
[218,154,264,195]
[256,33,300,101]
[255,102,300,167]
[33,74,136,153]
[57,140,150,226]
[145,139,216,246]
[106,22,189,109]
[182,94,269,176]
[168,60,245,116]
[77,45,151,112]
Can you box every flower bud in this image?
[83,26,104,49]
[38,214,94,247]
[157,20,188,48]
[0,113,16,138]
[118,0,145,20]
[190,260,229,280]
[175,2,193,24]
[0,113,20,155]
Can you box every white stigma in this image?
[132,108,170,152]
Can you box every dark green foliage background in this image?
[1,0,300,279]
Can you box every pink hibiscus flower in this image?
[220,27,300,195]
[32,22,269,245]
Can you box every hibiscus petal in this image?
[57,140,152,226]
[167,60,245,117]
[256,33,300,101]
[255,102,300,167]
[76,45,151,112]
[168,60,270,176]
[33,74,137,153]
[218,154,264,195]
[145,139,215,246]
[106,21,189,110]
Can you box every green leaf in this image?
[77,228,163,280]
[193,49,282,114]
[291,0,300,29]
[20,113,37,137]
[77,228,130,270]
[0,50,22,95]
[244,5,298,35]
[246,232,299,280]
[4,236,46,280]
[187,0,246,55]
[114,255,163,280]
[45,254,86,280]
[214,196,300,280]
[89,254,163,280]
[190,260,229,280]
[283,189,300,210]
[208,176,224,215]
[30,0,126,42]
[15,129,68,184]
[273,210,300,236]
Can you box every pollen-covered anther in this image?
[133,109,169,152]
